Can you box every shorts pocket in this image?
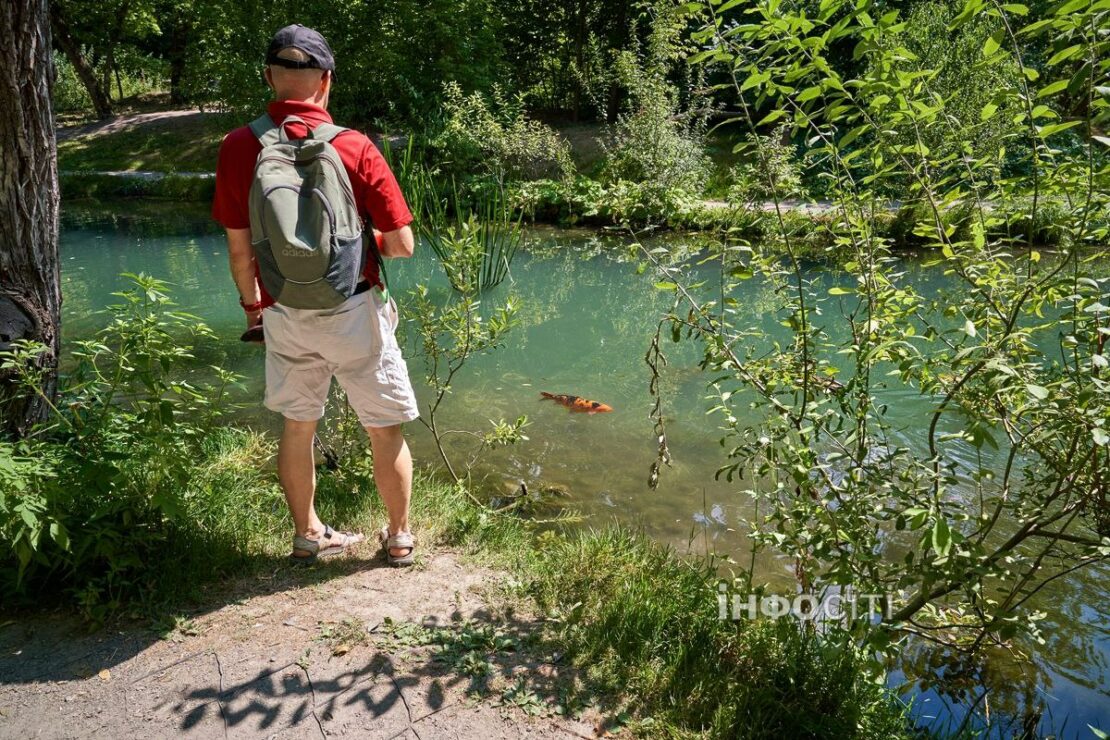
[387,296,400,333]
[369,289,399,350]
[374,347,415,399]
[313,296,377,367]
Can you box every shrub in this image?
[59,173,216,202]
[891,1,1023,167]
[431,81,574,182]
[600,90,712,196]
[599,4,712,200]
[726,124,804,205]
[0,274,242,622]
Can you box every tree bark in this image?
[166,19,192,105]
[0,0,62,438]
[50,3,113,118]
[604,0,631,124]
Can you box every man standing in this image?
[212,25,419,566]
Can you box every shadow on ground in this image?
[0,550,602,739]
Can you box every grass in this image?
[524,528,913,738]
[155,424,912,737]
[60,172,216,201]
[0,416,911,736]
[57,110,229,173]
[168,424,534,594]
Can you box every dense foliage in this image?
[0,275,249,621]
[638,0,1108,733]
[50,0,682,126]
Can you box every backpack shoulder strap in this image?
[249,114,281,148]
[310,123,349,143]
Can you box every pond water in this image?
[59,203,1108,736]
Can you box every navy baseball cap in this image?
[266,25,336,79]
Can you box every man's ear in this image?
[263,66,274,90]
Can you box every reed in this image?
[420,175,522,294]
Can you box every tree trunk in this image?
[570,0,588,122]
[0,0,62,438]
[50,4,112,118]
[604,0,631,124]
[167,20,192,105]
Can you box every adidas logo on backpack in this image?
[247,113,367,309]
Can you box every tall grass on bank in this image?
[527,528,911,738]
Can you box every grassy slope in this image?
[57,112,228,172]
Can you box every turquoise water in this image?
[59,203,1108,736]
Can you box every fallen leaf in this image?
[332,644,350,657]
[98,669,111,681]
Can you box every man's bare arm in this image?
[378,225,415,258]
[225,228,262,325]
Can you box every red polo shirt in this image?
[211,100,412,308]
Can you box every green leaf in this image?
[950,0,984,29]
[1094,428,1109,446]
[687,49,719,65]
[1037,120,1082,138]
[1026,384,1050,400]
[980,102,998,121]
[1055,0,1087,14]
[653,281,678,291]
[964,318,977,337]
[797,86,823,102]
[50,522,70,551]
[1047,45,1082,66]
[741,70,769,91]
[932,518,952,557]
[757,109,787,126]
[982,30,1003,57]
[905,508,929,530]
[828,286,853,295]
[1036,80,1069,98]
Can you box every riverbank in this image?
[0,425,912,738]
[59,167,1087,255]
[0,548,600,739]
[57,110,1090,251]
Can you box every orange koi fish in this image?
[540,392,613,413]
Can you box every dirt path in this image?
[0,549,603,739]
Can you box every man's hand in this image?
[245,308,262,329]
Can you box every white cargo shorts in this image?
[261,287,420,427]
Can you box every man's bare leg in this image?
[279,418,322,540]
[280,417,363,557]
[366,423,413,558]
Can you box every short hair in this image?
[274,47,311,64]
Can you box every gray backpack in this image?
[247,114,367,309]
